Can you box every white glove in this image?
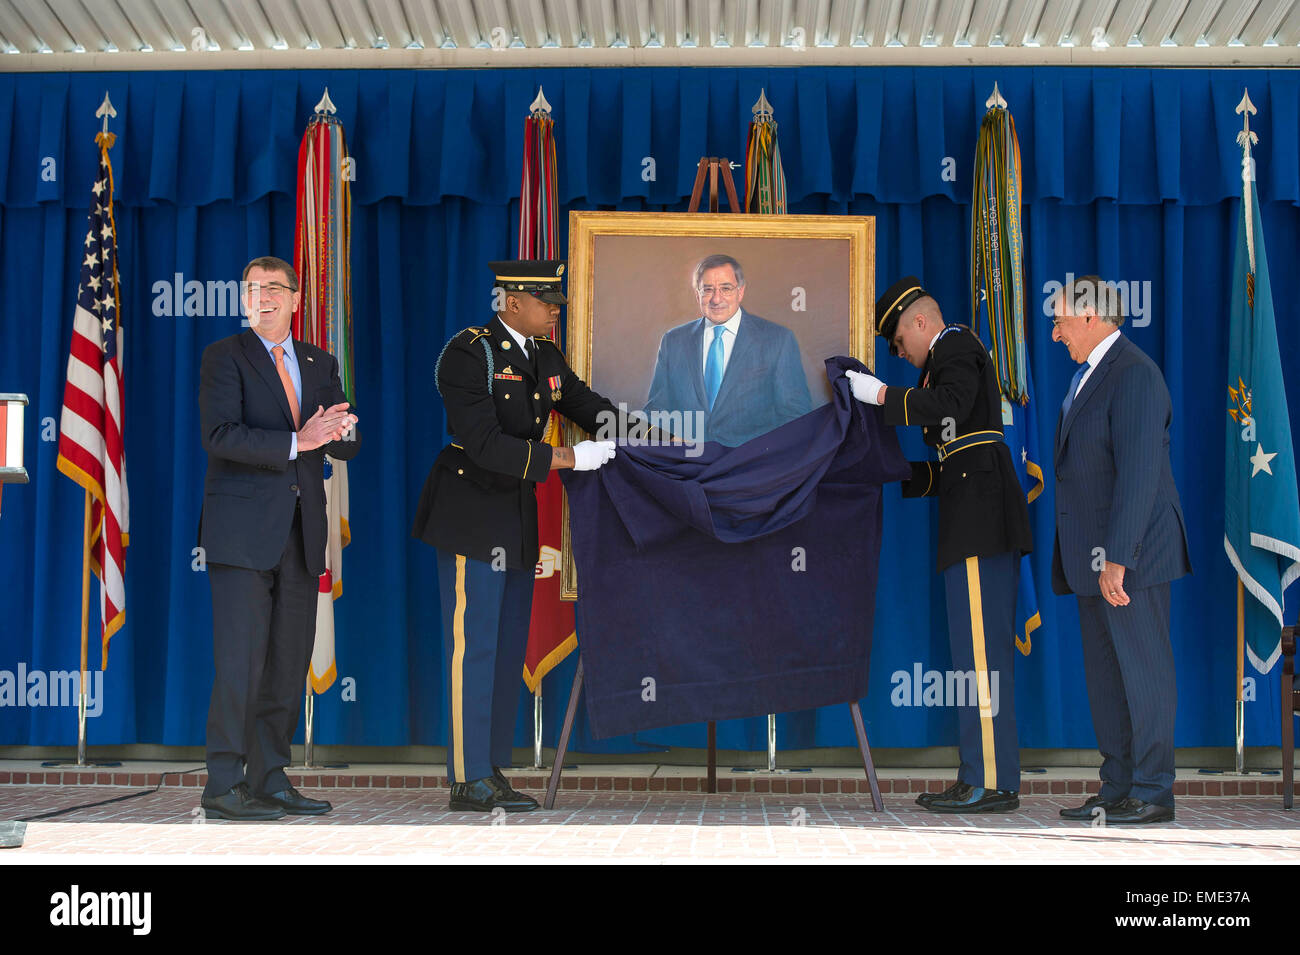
[572,439,617,471]
[846,369,886,405]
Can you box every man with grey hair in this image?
[644,253,811,447]
[1050,274,1191,825]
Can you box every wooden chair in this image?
[1282,623,1299,809]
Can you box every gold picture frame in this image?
[560,211,877,600]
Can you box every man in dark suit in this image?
[1050,275,1191,825]
[412,260,644,813]
[849,277,1032,813]
[644,254,812,447]
[198,255,360,821]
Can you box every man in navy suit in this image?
[644,254,812,447]
[197,256,360,820]
[1050,275,1191,825]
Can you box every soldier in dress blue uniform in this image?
[412,259,638,812]
[848,277,1033,813]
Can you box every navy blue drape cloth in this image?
[563,358,909,738]
[2,67,1299,753]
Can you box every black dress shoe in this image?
[1104,797,1174,825]
[1060,794,1123,820]
[492,767,540,809]
[926,783,1019,814]
[200,783,286,821]
[916,782,964,808]
[259,785,332,816]
[449,776,539,813]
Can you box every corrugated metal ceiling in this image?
[0,0,1296,66]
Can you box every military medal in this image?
[548,374,562,402]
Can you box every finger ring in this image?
[1109,591,1117,596]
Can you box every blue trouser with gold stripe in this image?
[942,552,1021,792]
[435,550,533,784]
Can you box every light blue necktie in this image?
[1062,361,1090,415]
[705,325,726,409]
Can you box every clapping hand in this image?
[298,402,358,452]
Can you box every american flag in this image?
[56,136,129,665]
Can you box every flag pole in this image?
[77,489,91,768]
[533,691,543,769]
[532,85,547,773]
[1233,89,1256,778]
[767,714,777,772]
[522,85,559,772]
[75,90,116,770]
[1236,579,1245,773]
[748,88,786,773]
[290,87,351,772]
[303,687,316,768]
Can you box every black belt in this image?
[936,430,1004,463]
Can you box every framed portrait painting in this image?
[560,211,876,599]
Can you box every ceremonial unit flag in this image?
[971,105,1028,403]
[996,334,1044,655]
[519,99,574,692]
[972,101,1039,655]
[311,456,349,690]
[1224,177,1300,672]
[518,101,559,262]
[294,105,354,693]
[744,91,788,215]
[56,131,129,667]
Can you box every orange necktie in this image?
[272,344,300,428]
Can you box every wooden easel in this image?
[544,159,884,811]
[687,156,743,215]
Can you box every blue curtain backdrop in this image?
[1,66,1298,756]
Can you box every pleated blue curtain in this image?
[1,66,1297,752]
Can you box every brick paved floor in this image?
[2,785,1298,862]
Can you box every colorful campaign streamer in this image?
[971,106,1027,404]
[745,90,788,215]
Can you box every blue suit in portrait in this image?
[643,309,813,447]
[1052,332,1192,809]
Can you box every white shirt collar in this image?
[1085,328,1122,368]
[498,315,534,353]
[926,328,943,352]
[705,308,743,337]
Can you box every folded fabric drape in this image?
[563,358,909,737]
